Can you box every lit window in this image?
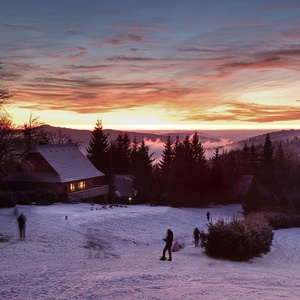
[78,181,86,190]
[70,183,75,192]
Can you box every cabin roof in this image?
[30,144,105,182]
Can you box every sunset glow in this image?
[2,1,300,131]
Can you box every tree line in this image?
[1,110,300,213]
[86,120,300,213]
[1,62,300,213]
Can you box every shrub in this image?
[14,191,32,205]
[0,189,56,206]
[34,189,56,205]
[201,213,274,261]
[0,191,16,207]
[264,212,300,229]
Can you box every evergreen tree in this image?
[190,132,208,204]
[210,147,224,199]
[241,143,250,174]
[110,132,131,174]
[249,143,260,175]
[159,135,174,178]
[191,132,205,164]
[86,119,110,174]
[275,142,285,172]
[132,139,154,202]
[159,135,174,201]
[261,133,274,167]
[169,132,208,206]
[86,119,114,202]
[260,133,274,184]
[130,136,139,174]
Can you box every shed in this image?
[114,174,137,204]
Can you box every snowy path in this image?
[1,204,299,299]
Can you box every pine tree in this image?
[210,147,223,187]
[191,132,204,164]
[249,143,260,175]
[110,132,131,174]
[260,133,274,184]
[190,132,208,204]
[169,132,208,206]
[261,133,274,167]
[159,135,174,178]
[130,136,139,174]
[132,139,154,202]
[86,119,110,174]
[275,142,285,172]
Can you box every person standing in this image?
[160,229,173,261]
[193,227,200,247]
[206,211,211,222]
[18,213,27,240]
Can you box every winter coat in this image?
[193,228,200,239]
[18,214,26,226]
[164,230,173,245]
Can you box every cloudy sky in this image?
[1,0,300,130]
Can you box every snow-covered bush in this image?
[201,213,273,261]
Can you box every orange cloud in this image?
[183,102,300,123]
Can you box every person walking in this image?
[193,227,200,247]
[160,229,173,261]
[18,213,27,240]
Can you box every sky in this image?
[1,0,300,131]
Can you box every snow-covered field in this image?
[1,203,299,300]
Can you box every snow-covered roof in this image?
[28,144,104,182]
[114,175,136,198]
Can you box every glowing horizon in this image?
[2,1,300,131]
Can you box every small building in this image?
[114,174,137,204]
[5,144,109,202]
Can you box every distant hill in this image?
[41,125,300,160]
[221,129,300,153]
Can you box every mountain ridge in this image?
[41,125,300,160]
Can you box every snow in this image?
[1,203,299,299]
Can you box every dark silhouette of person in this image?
[206,211,210,222]
[18,213,26,240]
[160,229,173,261]
[193,227,200,247]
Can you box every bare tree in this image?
[0,62,15,110]
[23,114,45,153]
[0,114,22,180]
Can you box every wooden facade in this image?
[5,144,109,202]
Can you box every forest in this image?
[1,114,300,215]
[85,120,300,214]
[1,60,300,214]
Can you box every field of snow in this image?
[1,203,299,299]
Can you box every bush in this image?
[201,213,274,261]
[33,188,56,205]
[0,189,56,206]
[264,212,300,229]
[15,191,32,205]
[0,191,16,207]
